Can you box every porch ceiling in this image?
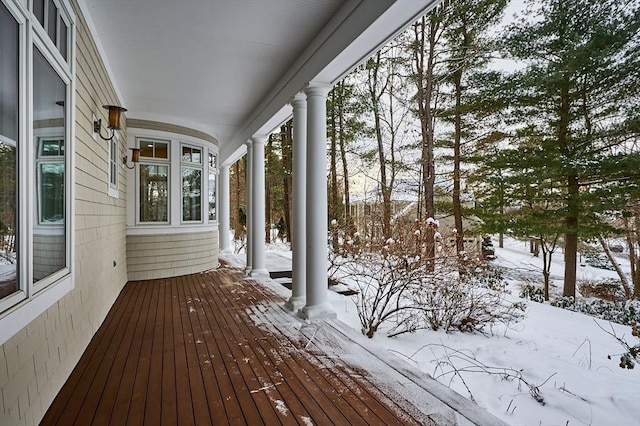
[80,0,439,163]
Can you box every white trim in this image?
[180,142,204,224]
[107,133,119,198]
[126,127,220,229]
[0,0,76,341]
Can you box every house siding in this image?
[0,1,129,424]
[126,231,219,281]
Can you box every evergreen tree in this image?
[440,0,507,258]
[503,0,640,297]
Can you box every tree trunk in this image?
[560,77,577,298]
[232,160,244,240]
[542,242,551,301]
[265,135,273,243]
[412,16,439,270]
[625,207,640,299]
[368,52,392,241]
[337,82,354,237]
[282,120,293,244]
[598,234,632,299]
[563,174,579,298]
[452,67,464,257]
[329,89,340,251]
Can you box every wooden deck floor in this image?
[41,264,440,425]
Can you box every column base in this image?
[285,296,306,312]
[299,303,337,321]
[249,268,270,278]
[220,247,233,254]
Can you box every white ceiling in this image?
[80,0,439,163]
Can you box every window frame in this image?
[125,129,219,234]
[108,133,118,197]
[137,138,171,225]
[181,143,203,224]
[0,0,75,342]
[208,152,218,223]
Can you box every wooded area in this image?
[227,0,640,300]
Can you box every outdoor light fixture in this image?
[94,104,127,141]
[123,147,140,169]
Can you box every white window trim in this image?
[181,143,203,224]
[137,138,171,225]
[125,128,218,232]
[0,0,76,345]
[208,150,218,223]
[107,133,118,198]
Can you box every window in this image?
[208,153,217,222]
[108,135,118,195]
[0,3,19,300]
[0,0,74,318]
[33,46,67,283]
[37,138,65,223]
[139,139,169,223]
[33,0,69,61]
[182,145,202,222]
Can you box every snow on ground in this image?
[491,237,630,298]
[258,237,640,426]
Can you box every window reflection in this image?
[140,165,169,222]
[0,3,19,299]
[182,167,201,221]
[33,47,66,283]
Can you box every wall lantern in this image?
[94,104,127,141]
[123,147,140,169]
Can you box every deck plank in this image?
[125,280,160,426]
[41,266,439,426]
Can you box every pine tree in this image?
[440,0,507,257]
[503,0,640,297]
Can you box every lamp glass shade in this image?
[130,148,140,163]
[103,105,127,130]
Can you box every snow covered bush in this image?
[331,242,524,338]
[552,297,640,326]
[601,321,640,370]
[578,278,626,302]
[413,267,524,334]
[583,252,616,270]
[519,284,545,303]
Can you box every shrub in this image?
[519,284,545,303]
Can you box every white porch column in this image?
[301,83,336,321]
[286,93,307,311]
[219,164,231,254]
[250,135,269,277]
[245,140,253,275]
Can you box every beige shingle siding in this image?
[126,230,219,281]
[0,0,128,424]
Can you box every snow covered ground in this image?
[259,238,640,426]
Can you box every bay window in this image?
[128,132,218,229]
